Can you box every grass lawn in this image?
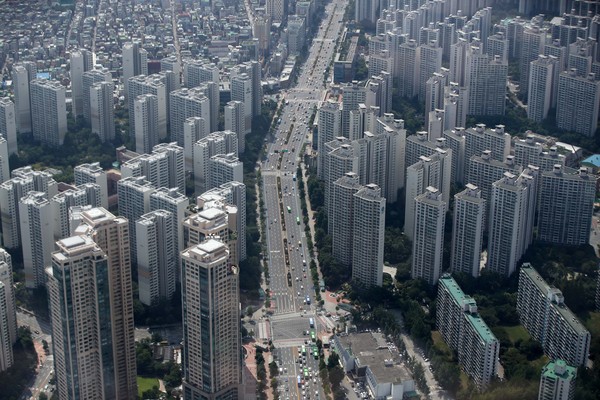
[502,325,530,344]
[431,330,452,358]
[137,376,159,397]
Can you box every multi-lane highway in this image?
[261,1,347,398]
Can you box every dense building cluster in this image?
[0,0,599,399]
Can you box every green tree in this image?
[327,352,340,369]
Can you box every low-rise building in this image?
[331,332,416,400]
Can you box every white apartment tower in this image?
[556,69,600,136]
[0,176,34,248]
[537,166,596,246]
[331,172,363,267]
[225,101,246,153]
[183,60,219,90]
[323,139,358,214]
[0,136,8,185]
[134,93,159,154]
[182,62,219,132]
[0,249,16,345]
[184,117,208,171]
[169,87,211,147]
[30,79,67,147]
[82,67,112,123]
[517,264,591,367]
[122,42,148,97]
[465,44,507,116]
[436,275,499,389]
[404,150,451,241]
[487,170,538,277]
[0,97,17,156]
[463,124,511,174]
[520,26,548,96]
[50,187,94,241]
[0,271,13,372]
[352,184,385,288]
[0,249,16,372]
[56,207,137,399]
[160,55,181,90]
[230,73,253,135]
[411,187,447,285]
[398,40,418,98]
[12,63,36,134]
[153,142,186,194]
[11,166,58,197]
[193,132,239,194]
[74,162,108,209]
[150,187,189,281]
[117,176,154,265]
[405,132,450,172]
[136,210,177,305]
[181,239,241,400]
[208,153,243,192]
[90,81,115,142]
[127,75,167,140]
[514,135,566,172]
[451,184,485,277]
[417,43,443,101]
[19,191,54,289]
[442,128,466,184]
[342,82,368,138]
[70,49,95,117]
[538,360,577,400]
[317,100,342,179]
[528,55,558,123]
[467,152,522,203]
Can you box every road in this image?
[17,310,55,400]
[260,1,347,399]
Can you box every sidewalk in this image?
[299,164,321,278]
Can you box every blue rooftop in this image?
[582,154,600,167]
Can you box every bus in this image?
[297,375,302,387]
[310,330,316,342]
[313,347,319,359]
[306,295,311,305]
[303,368,309,379]
[296,217,300,225]
[301,345,306,356]
[286,206,291,213]
[309,318,314,328]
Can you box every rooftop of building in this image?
[582,154,600,168]
[520,264,590,335]
[337,332,412,385]
[542,360,577,381]
[464,312,498,344]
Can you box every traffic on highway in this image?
[261,0,348,398]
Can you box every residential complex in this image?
[517,264,591,367]
[437,275,499,390]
